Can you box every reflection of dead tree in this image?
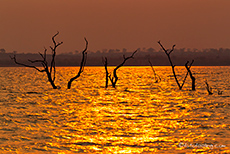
[67,38,88,89]
[205,80,213,95]
[158,41,188,90]
[11,32,63,89]
[148,59,161,83]
[102,50,137,88]
[185,60,195,90]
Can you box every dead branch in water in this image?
[205,80,213,95]
[148,59,161,83]
[217,89,223,95]
[158,40,189,90]
[67,38,88,89]
[185,60,195,90]
[11,32,63,89]
[103,50,137,88]
[102,57,109,88]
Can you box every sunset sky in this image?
[0,0,230,53]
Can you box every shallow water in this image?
[0,66,229,153]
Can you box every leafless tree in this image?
[148,59,161,83]
[102,57,109,88]
[158,41,191,90]
[11,32,63,89]
[185,60,195,90]
[205,80,213,95]
[67,38,88,89]
[102,50,137,88]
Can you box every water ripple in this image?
[0,66,229,153]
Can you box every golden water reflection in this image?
[0,66,229,153]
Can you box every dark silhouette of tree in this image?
[158,41,190,90]
[102,57,109,88]
[185,60,195,90]
[103,50,137,88]
[11,32,63,89]
[67,38,88,89]
[205,80,213,95]
[148,59,161,83]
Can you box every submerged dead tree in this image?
[11,32,63,89]
[185,60,195,90]
[102,50,137,88]
[158,41,195,90]
[102,57,109,88]
[158,41,184,89]
[67,38,88,89]
[204,80,213,95]
[148,59,161,83]
[205,80,223,95]
[205,80,213,95]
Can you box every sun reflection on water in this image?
[0,66,229,153]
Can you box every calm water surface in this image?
[0,66,229,153]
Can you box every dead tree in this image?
[185,60,195,90]
[102,57,109,88]
[67,38,88,89]
[205,80,213,95]
[158,41,190,90]
[102,50,137,88]
[148,59,161,83]
[11,32,63,89]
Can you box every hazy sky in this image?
[1,0,230,53]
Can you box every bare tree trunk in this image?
[111,50,137,88]
[47,69,58,89]
[148,59,161,83]
[67,38,88,89]
[205,80,213,95]
[185,60,195,90]
[158,41,189,90]
[102,57,109,88]
[103,50,137,88]
[11,32,63,89]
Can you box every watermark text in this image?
[178,142,226,149]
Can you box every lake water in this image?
[0,66,229,153]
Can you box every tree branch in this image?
[50,31,63,75]
[67,38,88,89]
[10,55,45,72]
[205,80,213,95]
[111,50,137,88]
[10,32,63,89]
[158,41,182,89]
[148,59,161,83]
[184,60,195,90]
[102,57,109,88]
[181,60,194,88]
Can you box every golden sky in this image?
[0,0,230,53]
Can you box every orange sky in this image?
[0,0,230,53]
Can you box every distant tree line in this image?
[1,47,230,67]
